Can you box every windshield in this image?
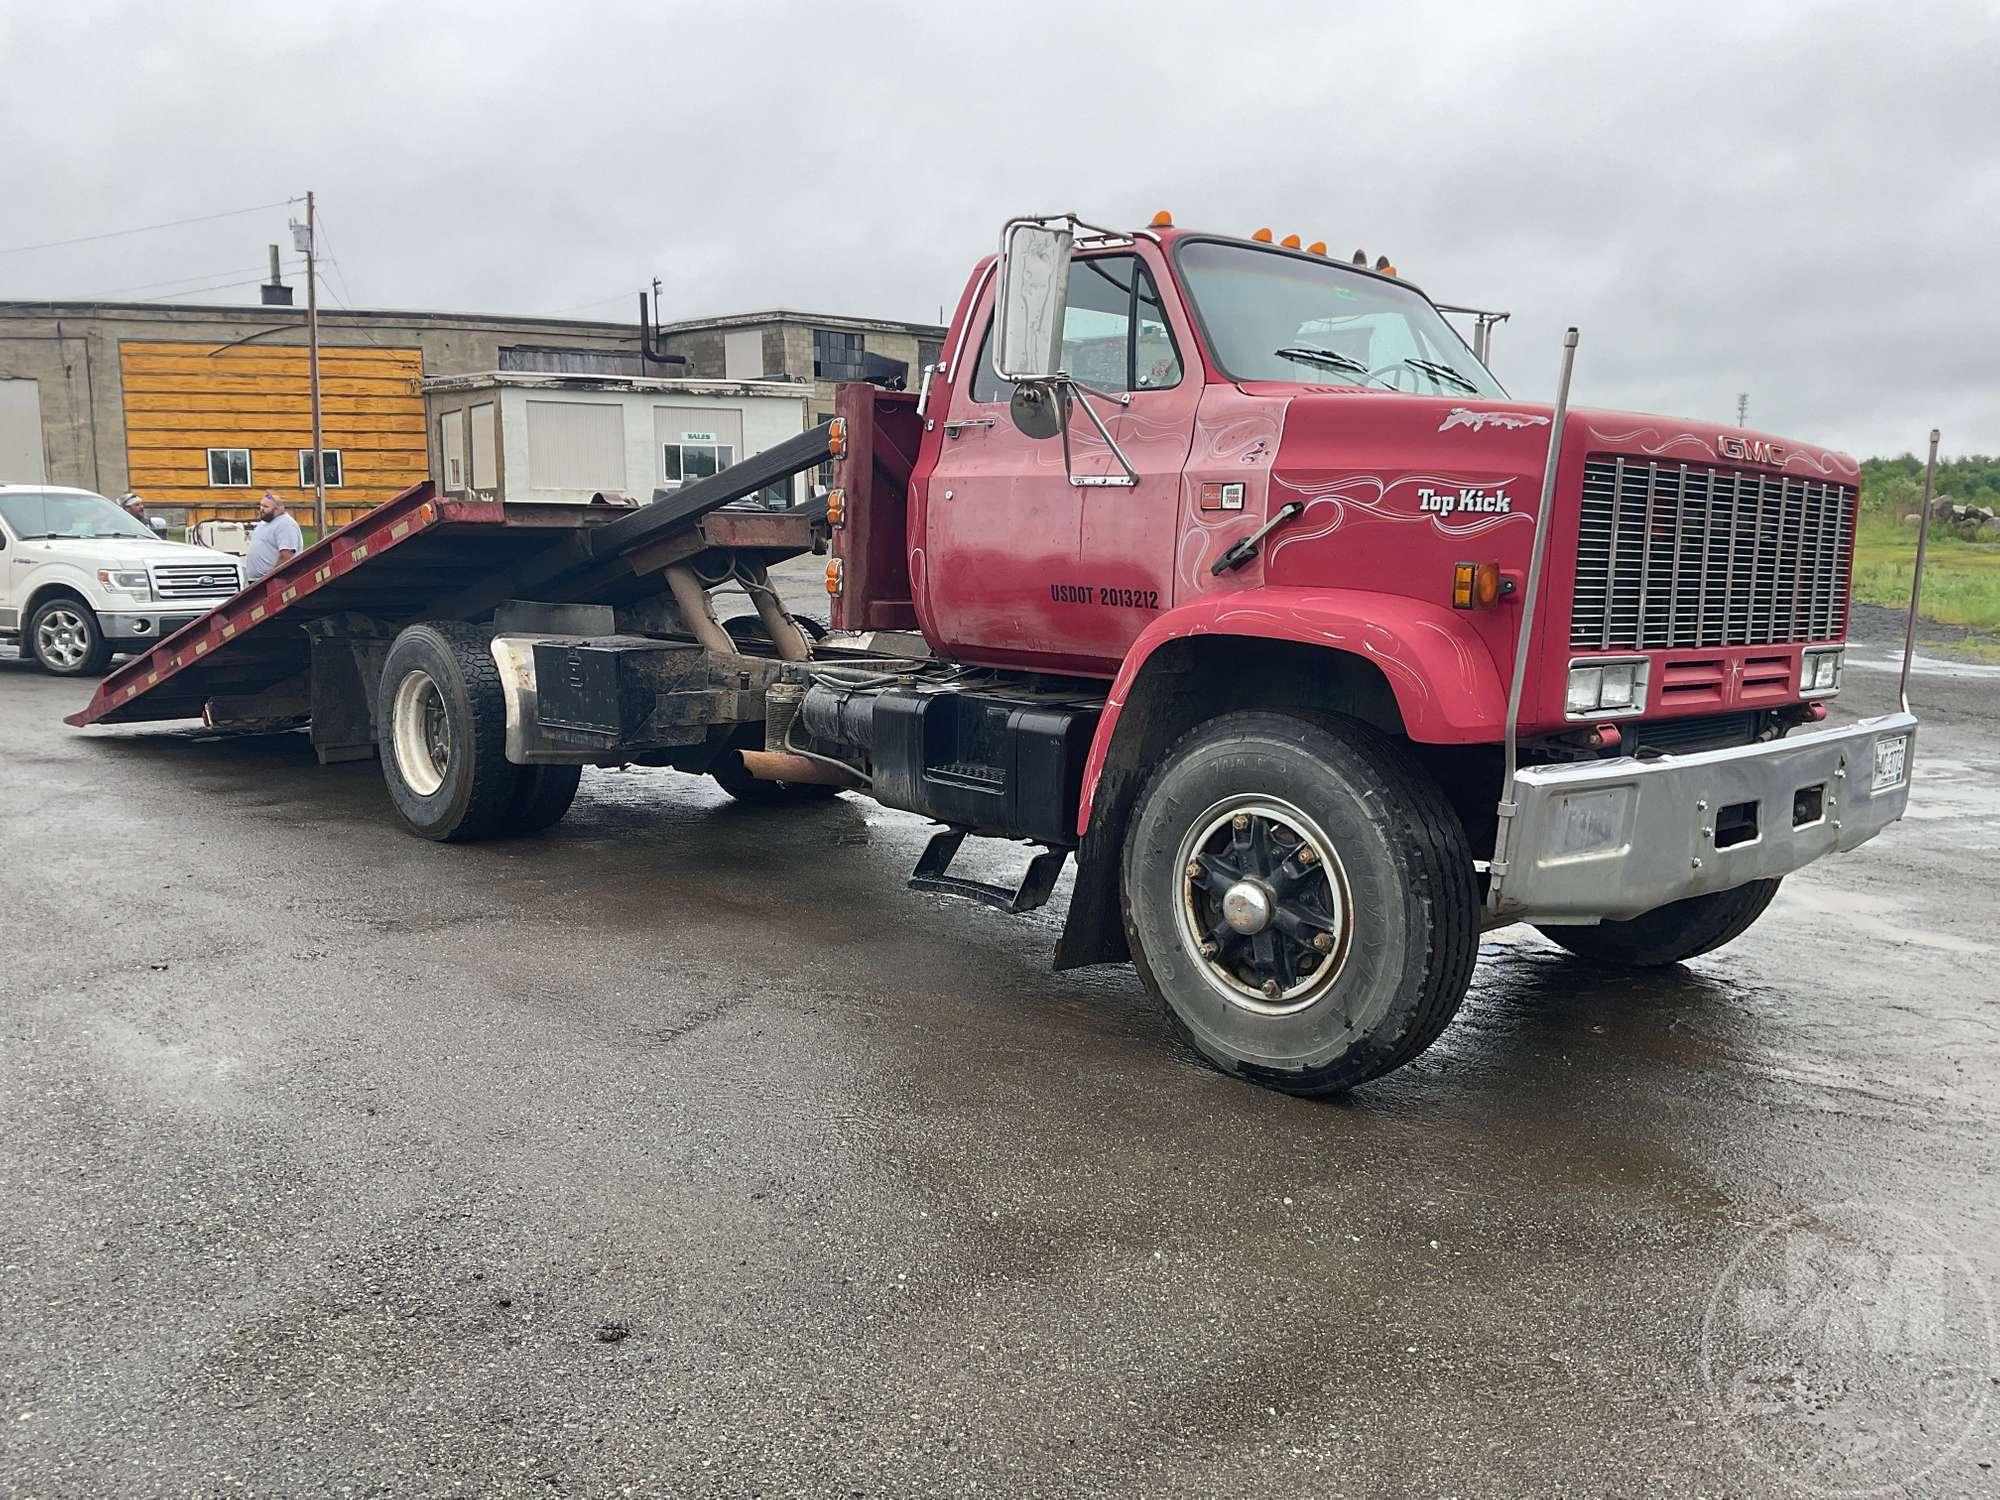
[1175,239,1506,398]
[0,489,157,541]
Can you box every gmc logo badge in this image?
[1718,433,1788,466]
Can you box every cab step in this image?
[909,826,1069,914]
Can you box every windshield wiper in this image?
[1273,345,1370,378]
[1402,358,1479,394]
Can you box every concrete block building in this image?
[0,301,944,530]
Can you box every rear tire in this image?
[377,621,516,842]
[506,764,582,834]
[1121,711,1478,1096]
[1536,879,1781,967]
[27,597,111,677]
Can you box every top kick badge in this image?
[1416,485,1512,516]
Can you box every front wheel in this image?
[27,597,111,677]
[1121,712,1479,1096]
[1535,879,1781,967]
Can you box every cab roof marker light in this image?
[1149,209,1174,227]
[1251,227,1274,244]
[1280,233,1301,249]
[1306,241,1328,256]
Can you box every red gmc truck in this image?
[69,211,1918,1097]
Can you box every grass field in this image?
[1851,512,2000,639]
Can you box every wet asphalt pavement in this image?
[1,593,1995,1498]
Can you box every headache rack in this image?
[1570,456,1855,651]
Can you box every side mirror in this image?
[149,516,168,535]
[991,218,1073,384]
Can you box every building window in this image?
[297,449,343,488]
[661,440,736,488]
[917,338,943,371]
[206,448,251,487]
[439,410,465,492]
[812,328,866,381]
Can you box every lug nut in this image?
[1185,860,1203,880]
[1261,978,1281,998]
[1199,941,1218,958]
[1298,845,1318,866]
[1231,813,1250,831]
[1313,932,1332,953]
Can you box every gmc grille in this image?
[1571,456,1854,650]
[151,562,242,600]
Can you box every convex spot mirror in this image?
[1009,382,1063,441]
[992,219,1073,385]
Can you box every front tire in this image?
[377,621,517,842]
[1121,712,1478,1096]
[27,597,111,677]
[1535,879,1781,967]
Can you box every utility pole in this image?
[1736,392,1748,428]
[305,190,325,538]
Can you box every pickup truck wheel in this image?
[709,724,841,805]
[27,597,111,677]
[1535,879,1781,967]
[1122,712,1478,1096]
[378,621,516,842]
[506,764,583,834]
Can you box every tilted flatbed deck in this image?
[66,423,840,730]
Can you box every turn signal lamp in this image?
[1150,209,1174,227]
[825,558,843,596]
[826,488,845,527]
[1251,227,1274,243]
[1450,561,1503,610]
[826,416,847,459]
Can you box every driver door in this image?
[923,247,1198,676]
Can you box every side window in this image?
[968,255,1182,404]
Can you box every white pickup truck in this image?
[0,484,244,676]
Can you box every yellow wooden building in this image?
[118,341,427,529]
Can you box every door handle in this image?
[942,418,995,438]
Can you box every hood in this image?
[33,535,244,569]
[1250,387,1859,486]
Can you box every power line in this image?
[146,271,307,302]
[538,286,646,318]
[0,198,302,258]
[81,259,305,300]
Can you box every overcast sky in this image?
[3,0,1993,457]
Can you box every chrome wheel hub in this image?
[36,607,89,670]
[390,669,450,797]
[1174,797,1352,1016]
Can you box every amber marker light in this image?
[1307,241,1328,256]
[826,488,845,526]
[1280,234,1301,249]
[1451,561,1504,609]
[1251,227,1274,243]
[1150,209,1174,227]
[826,416,847,459]
[825,558,843,596]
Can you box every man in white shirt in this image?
[244,492,304,582]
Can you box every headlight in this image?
[1566,657,1649,719]
[97,568,151,597]
[1565,666,1603,715]
[1801,648,1843,697]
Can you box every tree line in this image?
[1859,454,2000,513]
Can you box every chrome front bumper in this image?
[1487,711,1917,925]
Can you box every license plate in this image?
[1872,734,1909,791]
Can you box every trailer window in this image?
[969,255,1181,403]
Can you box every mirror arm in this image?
[1057,378,1138,489]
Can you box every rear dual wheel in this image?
[1121,712,1478,1095]
[378,621,580,841]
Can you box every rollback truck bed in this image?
[65,213,1923,1098]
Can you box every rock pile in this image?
[1901,496,2000,539]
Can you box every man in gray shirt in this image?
[244,492,304,582]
